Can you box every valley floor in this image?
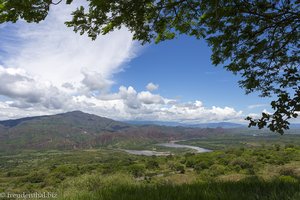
[0,131,300,200]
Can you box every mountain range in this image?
[1,111,298,151]
[0,111,225,151]
[125,120,245,128]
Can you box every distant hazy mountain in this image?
[126,121,245,128]
[0,111,225,151]
[189,122,245,129]
[290,124,300,129]
[125,120,186,127]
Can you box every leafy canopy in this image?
[0,0,299,134]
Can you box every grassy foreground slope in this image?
[60,177,300,200]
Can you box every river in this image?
[157,142,212,153]
[123,140,211,156]
[123,149,171,156]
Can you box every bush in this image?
[245,167,256,175]
[193,164,202,173]
[285,144,295,149]
[6,170,28,177]
[52,164,79,177]
[274,144,281,151]
[129,164,145,178]
[279,167,298,178]
[230,158,253,170]
[24,171,46,183]
[146,160,159,169]
[185,159,196,168]
[194,160,212,171]
[175,164,185,174]
[209,164,226,176]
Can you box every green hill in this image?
[0,111,133,150]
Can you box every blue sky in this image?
[114,36,272,113]
[0,2,293,124]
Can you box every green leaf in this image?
[66,0,73,4]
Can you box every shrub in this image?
[194,164,203,173]
[24,171,46,183]
[195,160,212,170]
[185,159,196,168]
[6,170,28,177]
[285,144,295,149]
[274,144,281,151]
[146,160,159,169]
[209,164,226,176]
[279,167,298,178]
[52,164,79,177]
[129,164,145,178]
[175,164,185,174]
[230,158,253,170]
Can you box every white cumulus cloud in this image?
[1,2,138,94]
[137,91,165,105]
[146,82,159,91]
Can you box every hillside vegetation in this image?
[0,112,299,199]
[0,131,300,199]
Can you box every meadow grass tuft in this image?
[59,178,300,200]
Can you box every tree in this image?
[0,0,299,134]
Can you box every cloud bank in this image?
[0,2,243,123]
